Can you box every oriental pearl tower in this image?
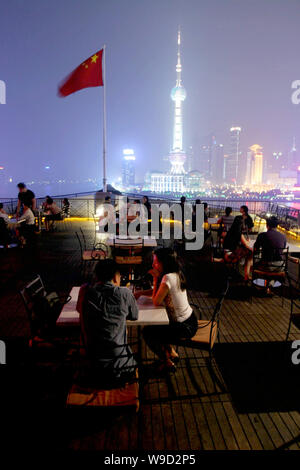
[169,28,187,175]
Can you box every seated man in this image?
[80,259,138,385]
[254,216,286,271]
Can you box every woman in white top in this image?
[17,202,36,245]
[137,248,198,372]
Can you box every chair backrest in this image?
[20,275,46,317]
[207,280,229,347]
[253,246,289,272]
[210,280,229,324]
[79,227,87,251]
[75,231,83,258]
[92,242,108,259]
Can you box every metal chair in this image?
[286,294,300,341]
[251,247,291,304]
[20,274,71,346]
[75,229,108,280]
[175,281,229,362]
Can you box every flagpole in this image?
[102,44,107,192]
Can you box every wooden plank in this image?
[171,403,191,450]
[223,402,251,450]
[238,414,263,450]
[161,403,178,450]
[192,402,214,450]
[277,412,300,450]
[211,402,238,450]
[248,413,275,450]
[181,403,201,450]
[139,405,154,450]
[202,402,226,450]
[258,413,285,449]
[151,404,166,450]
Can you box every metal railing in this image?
[1,192,300,230]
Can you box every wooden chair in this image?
[175,281,229,362]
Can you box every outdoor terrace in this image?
[0,218,300,452]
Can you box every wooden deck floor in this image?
[0,221,299,452]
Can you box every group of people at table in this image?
[0,182,71,247]
[211,205,287,282]
[75,203,287,387]
[77,248,198,384]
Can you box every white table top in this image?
[56,287,168,326]
[106,237,157,247]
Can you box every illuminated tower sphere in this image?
[169,28,187,175]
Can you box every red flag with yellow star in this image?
[58,49,103,97]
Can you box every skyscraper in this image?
[122,149,136,187]
[225,127,241,184]
[246,144,263,185]
[210,141,225,184]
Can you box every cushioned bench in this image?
[66,376,139,411]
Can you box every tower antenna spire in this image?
[176,26,182,86]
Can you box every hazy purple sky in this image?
[0,0,299,193]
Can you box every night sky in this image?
[0,0,299,197]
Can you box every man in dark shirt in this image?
[254,216,286,266]
[16,182,36,217]
[80,259,138,384]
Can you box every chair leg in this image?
[286,313,293,341]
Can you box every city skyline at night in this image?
[0,0,299,198]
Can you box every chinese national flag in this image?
[58,49,103,97]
